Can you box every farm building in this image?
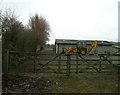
[112,42,120,52]
[55,39,115,54]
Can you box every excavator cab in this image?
[77,41,87,48]
[76,41,87,55]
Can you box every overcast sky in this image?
[0,0,119,44]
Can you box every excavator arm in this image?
[87,40,98,54]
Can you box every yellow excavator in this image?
[64,40,98,56]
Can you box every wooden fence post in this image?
[66,55,70,76]
[118,65,120,93]
[58,54,61,73]
[76,54,78,73]
[33,56,36,73]
[99,56,102,73]
[6,49,9,74]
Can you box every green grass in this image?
[29,73,118,93]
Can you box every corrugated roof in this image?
[55,39,77,44]
[55,39,113,45]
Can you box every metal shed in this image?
[55,39,114,54]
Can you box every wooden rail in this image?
[4,50,120,76]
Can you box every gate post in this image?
[6,49,9,74]
[99,56,102,73]
[58,54,61,73]
[66,55,70,76]
[33,55,36,73]
[118,65,120,93]
[76,54,78,73]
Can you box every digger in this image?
[64,40,98,56]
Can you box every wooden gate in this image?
[3,50,120,76]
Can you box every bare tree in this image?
[2,9,24,50]
[29,14,50,51]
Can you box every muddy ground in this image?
[2,74,58,94]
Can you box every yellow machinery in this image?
[64,40,98,55]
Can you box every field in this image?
[2,72,118,93]
[2,49,120,94]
